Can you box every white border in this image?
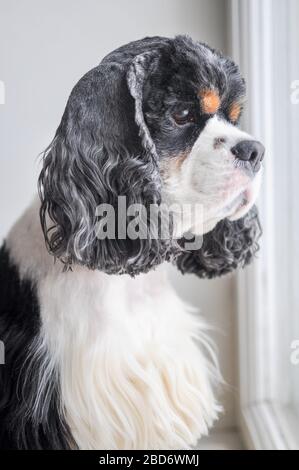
[229,0,299,450]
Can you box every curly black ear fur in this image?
[175,206,261,279]
[38,50,172,275]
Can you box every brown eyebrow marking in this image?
[160,150,191,177]
[174,150,189,169]
[229,102,242,122]
[198,89,220,114]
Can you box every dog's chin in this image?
[226,188,255,221]
[227,171,262,221]
[187,192,255,236]
[195,172,262,235]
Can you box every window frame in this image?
[229,0,299,450]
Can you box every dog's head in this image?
[39,35,263,277]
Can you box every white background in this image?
[0,0,238,432]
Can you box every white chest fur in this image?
[7,198,220,449]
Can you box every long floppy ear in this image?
[175,206,261,279]
[38,52,171,275]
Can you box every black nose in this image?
[231,140,265,172]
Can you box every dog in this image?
[0,35,264,450]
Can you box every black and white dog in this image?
[0,36,264,449]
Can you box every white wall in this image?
[0,0,237,429]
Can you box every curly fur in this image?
[175,206,261,278]
[38,58,172,276]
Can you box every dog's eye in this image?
[172,109,195,125]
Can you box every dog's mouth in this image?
[226,189,248,212]
[227,185,257,221]
[220,163,263,222]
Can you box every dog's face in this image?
[39,36,262,277]
[141,42,264,235]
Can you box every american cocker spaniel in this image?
[0,35,264,449]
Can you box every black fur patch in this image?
[0,245,74,449]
